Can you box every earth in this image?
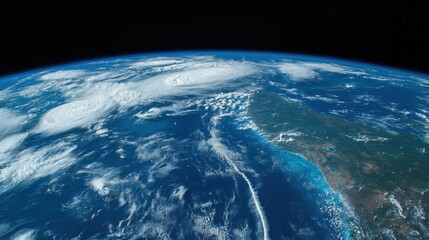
[0,51,428,240]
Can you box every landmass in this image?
[248,93,429,239]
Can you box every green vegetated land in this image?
[248,93,429,239]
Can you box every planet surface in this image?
[0,51,428,239]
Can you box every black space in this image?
[1,1,428,76]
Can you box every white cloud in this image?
[142,62,256,93]
[135,107,163,120]
[278,61,365,81]
[11,229,36,240]
[303,94,345,103]
[40,70,86,80]
[135,101,195,120]
[130,58,183,68]
[0,108,26,136]
[301,62,350,74]
[84,71,130,82]
[34,95,118,135]
[0,141,76,194]
[70,60,256,108]
[278,62,318,81]
[387,194,406,219]
[0,133,28,154]
[90,177,112,196]
[345,83,357,89]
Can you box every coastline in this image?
[247,92,429,239]
[250,129,356,239]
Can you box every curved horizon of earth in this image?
[0,51,428,239]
